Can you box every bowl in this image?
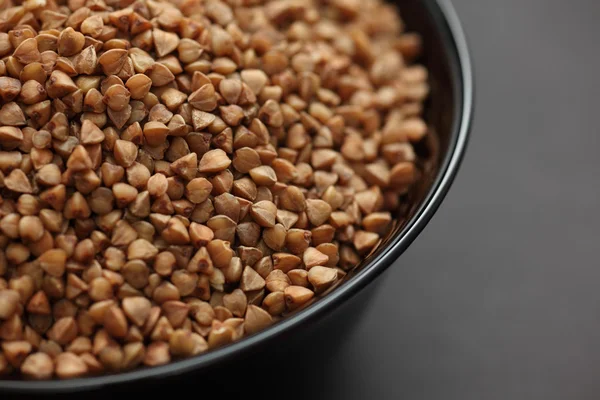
[0,0,473,393]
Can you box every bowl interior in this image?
[0,0,470,391]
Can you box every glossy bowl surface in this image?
[0,0,473,392]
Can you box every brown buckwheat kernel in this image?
[0,0,430,380]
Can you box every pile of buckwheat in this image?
[0,0,429,380]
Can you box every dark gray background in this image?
[306,0,600,399]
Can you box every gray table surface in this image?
[309,0,600,398]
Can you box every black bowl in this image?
[0,0,473,393]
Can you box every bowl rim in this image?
[0,0,474,392]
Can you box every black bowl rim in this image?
[0,0,474,392]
